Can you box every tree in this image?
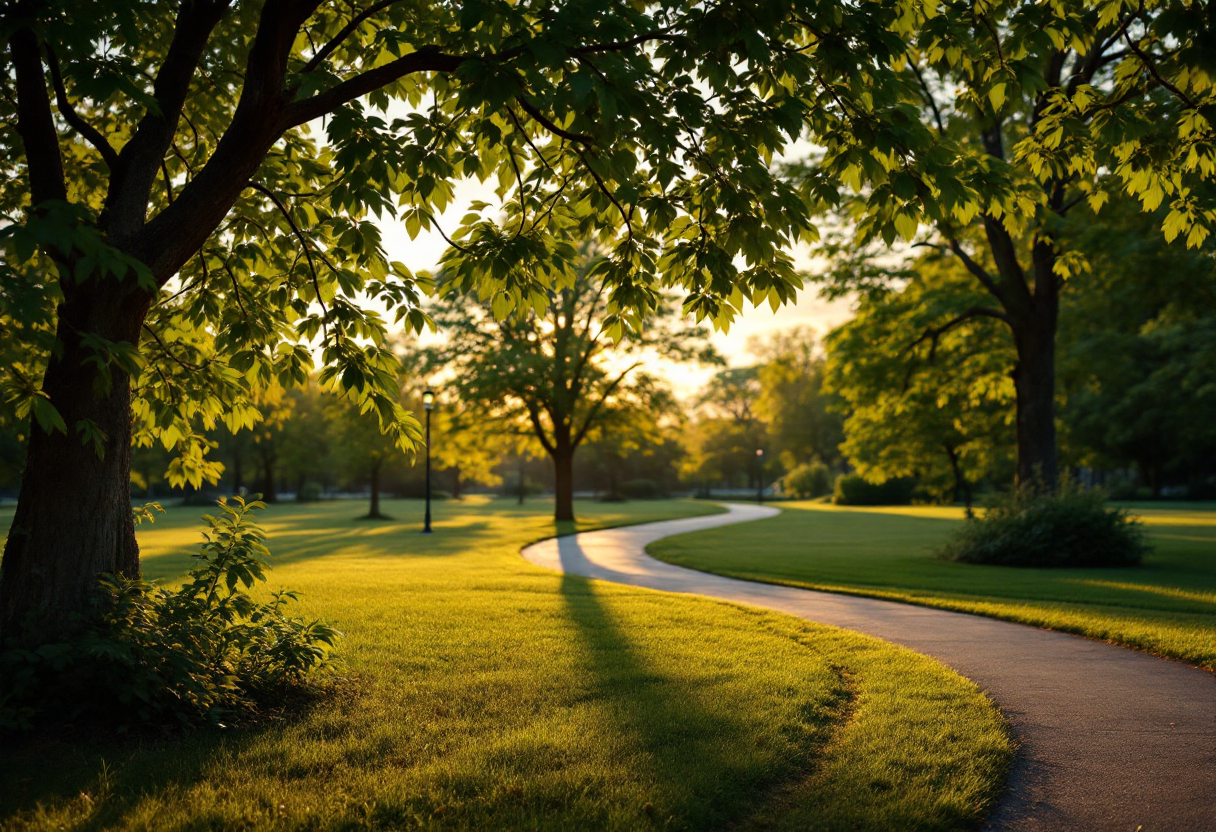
[424,254,715,521]
[0,0,848,630]
[752,328,844,470]
[682,367,769,491]
[825,257,1015,513]
[326,389,410,520]
[795,0,1216,488]
[1057,197,1216,494]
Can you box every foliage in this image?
[795,0,1216,485]
[784,461,833,499]
[753,328,844,469]
[833,474,916,506]
[826,254,1015,508]
[940,483,1148,568]
[0,498,339,730]
[1058,197,1216,494]
[620,478,664,499]
[0,0,850,485]
[421,247,714,519]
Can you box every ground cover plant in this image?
[1,498,1011,831]
[1,498,339,731]
[650,502,1216,671]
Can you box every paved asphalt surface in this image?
[522,503,1216,831]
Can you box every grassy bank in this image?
[650,501,1216,670]
[2,497,1010,831]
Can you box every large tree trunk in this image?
[553,443,575,522]
[1011,303,1059,489]
[0,291,147,637]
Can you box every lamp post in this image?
[422,389,435,534]
[755,448,765,504]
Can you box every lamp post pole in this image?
[756,448,764,504]
[423,389,435,534]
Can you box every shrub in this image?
[621,478,664,499]
[297,482,324,502]
[784,462,833,499]
[939,482,1149,568]
[833,474,915,506]
[1,498,340,731]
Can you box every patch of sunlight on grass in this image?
[2,497,1010,832]
[651,501,1216,670]
[1068,579,1216,606]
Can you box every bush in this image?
[784,462,833,499]
[833,474,915,506]
[620,478,664,499]
[939,482,1149,568]
[1,498,340,731]
[297,482,324,502]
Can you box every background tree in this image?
[752,328,844,471]
[425,254,717,521]
[1058,197,1216,495]
[0,0,827,632]
[795,0,1216,489]
[326,390,410,520]
[826,258,1015,513]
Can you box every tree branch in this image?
[283,46,465,128]
[903,307,1011,365]
[299,0,400,74]
[573,361,643,447]
[106,0,235,236]
[247,180,331,339]
[45,44,120,171]
[9,23,67,205]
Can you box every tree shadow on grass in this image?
[553,562,846,830]
[0,686,366,831]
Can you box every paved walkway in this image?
[522,504,1216,832]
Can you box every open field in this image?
[651,501,1216,671]
[2,497,1010,831]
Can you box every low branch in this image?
[903,307,1011,365]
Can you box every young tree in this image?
[425,257,716,521]
[795,0,1216,488]
[326,391,408,520]
[0,0,857,630]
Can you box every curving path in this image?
[522,503,1216,832]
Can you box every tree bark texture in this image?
[0,291,148,634]
[553,444,575,522]
[1011,294,1059,489]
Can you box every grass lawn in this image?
[650,501,1216,671]
[2,497,1010,832]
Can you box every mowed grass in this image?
[650,501,1216,671]
[2,497,1011,832]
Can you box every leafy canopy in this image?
[1,0,900,485]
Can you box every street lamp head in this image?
[422,389,435,411]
